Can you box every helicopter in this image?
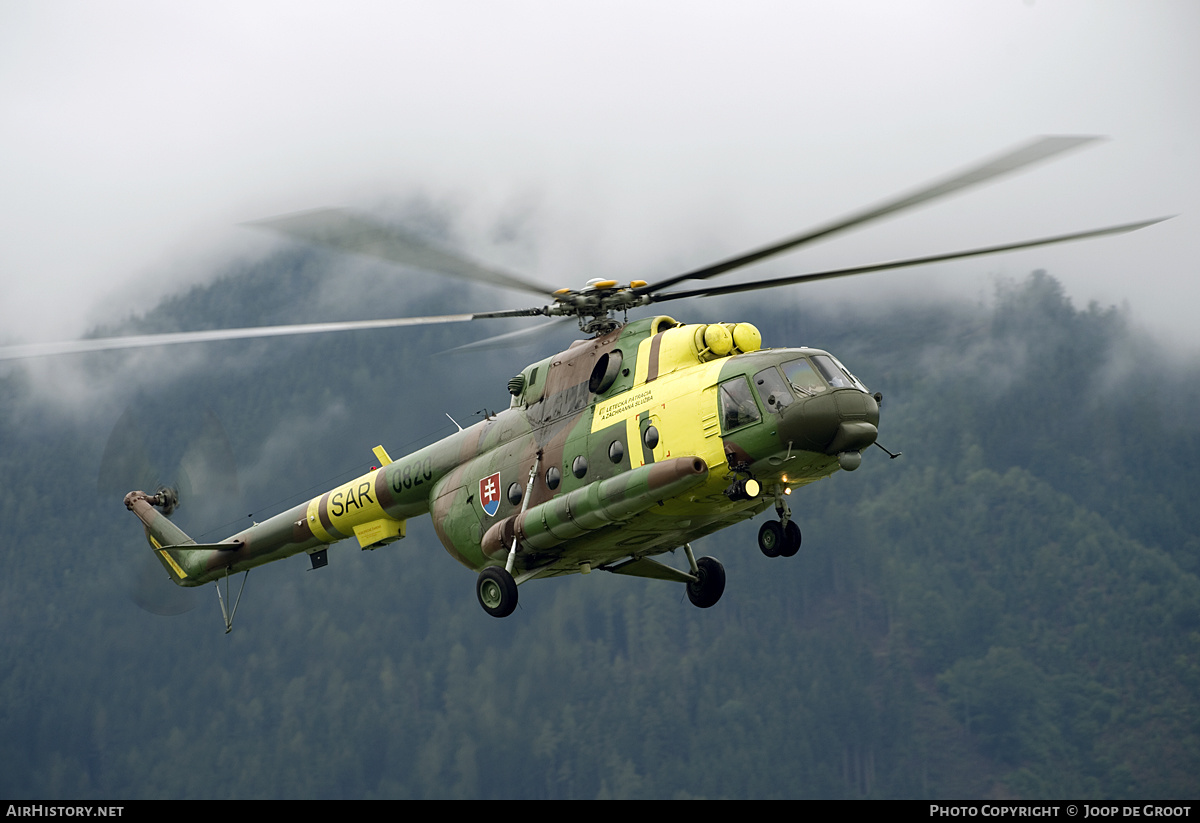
[0,136,1168,631]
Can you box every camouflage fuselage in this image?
[128,316,880,587]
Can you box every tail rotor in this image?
[98,406,240,616]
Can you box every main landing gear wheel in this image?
[780,521,802,558]
[758,521,783,557]
[477,567,518,618]
[686,556,726,609]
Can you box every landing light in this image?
[725,477,761,501]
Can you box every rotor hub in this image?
[548,281,652,334]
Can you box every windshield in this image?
[782,358,826,396]
[815,354,869,392]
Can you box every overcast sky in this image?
[2,1,1197,353]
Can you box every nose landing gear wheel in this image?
[686,556,726,608]
[758,520,783,557]
[780,521,802,557]
[477,567,518,617]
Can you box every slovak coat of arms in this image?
[480,472,501,517]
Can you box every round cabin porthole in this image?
[643,425,659,450]
[507,482,523,506]
[608,440,624,464]
[545,466,561,490]
[572,455,589,479]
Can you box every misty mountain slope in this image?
[814,459,1200,796]
[1,250,1197,798]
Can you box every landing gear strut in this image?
[215,568,249,633]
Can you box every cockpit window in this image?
[828,354,869,392]
[718,375,761,432]
[782,358,826,396]
[812,354,868,392]
[811,355,854,388]
[754,367,793,414]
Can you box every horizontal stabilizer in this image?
[158,542,244,552]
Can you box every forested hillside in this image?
[1,247,1197,799]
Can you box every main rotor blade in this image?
[443,316,576,354]
[0,314,475,361]
[649,217,1171,302]
[642,135,1105,293]
[248,207,553,297]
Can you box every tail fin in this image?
[124,489,201,585]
